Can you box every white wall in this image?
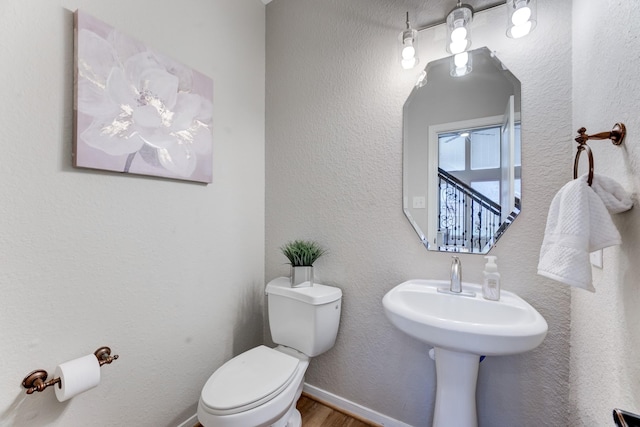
[266,0,571,425]
[570,0,640,424]
[0,1,265,426]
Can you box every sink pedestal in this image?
[432,347,479,427]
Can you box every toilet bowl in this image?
[198,346,309,427]
[197,277,342,427]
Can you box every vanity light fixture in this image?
[446,2,473,55]
[399,0,537,70]
[506,0,537,38]
[400,12,419,70]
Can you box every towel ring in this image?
[573,122,626,187]
[574,143,594,186]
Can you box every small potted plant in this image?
[280,240,326,287]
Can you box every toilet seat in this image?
[200,345,300,416]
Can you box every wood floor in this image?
[296,394,378,427]
[194,393,378,427]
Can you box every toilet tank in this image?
[265,277,342,357]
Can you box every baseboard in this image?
[302,383,414,427]
[175,413,198,427]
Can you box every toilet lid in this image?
[200,346,300,414]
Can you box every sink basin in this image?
[382,279,548,356]
[383,279,548,427]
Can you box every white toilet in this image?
[197,277,342,427]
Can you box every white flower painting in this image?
[73,10,213,183]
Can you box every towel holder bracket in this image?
[575,122,626,146]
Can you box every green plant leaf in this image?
[280,240,327,266]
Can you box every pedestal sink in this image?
[382,279,547,427]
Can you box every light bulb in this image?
[506,0,536,39]
[454,66,468,77]
[511,6,531,26]
[450,51,472,77]
[446,4,472,54]
[451,24,467,42]
[402,57,417,69]
[402,44,416,60]
[454,52,469,68]
[510,21,532,38]
[449,40,467,55]
[399,13,419,70]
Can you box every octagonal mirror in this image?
[403,47,521,253]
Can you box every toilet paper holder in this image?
[21,346,118,395]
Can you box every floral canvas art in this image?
[73,10,213,183]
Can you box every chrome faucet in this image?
[437,255,475,297]
[450,256,462,293]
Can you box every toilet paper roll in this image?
[54,354,101,402]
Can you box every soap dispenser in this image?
[483,256,501,301]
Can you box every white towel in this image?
[537,175,623,291]
[590,173,633,214]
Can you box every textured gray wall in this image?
[0,1,265,425]
[570,0,640,424]
[266,0,571,426]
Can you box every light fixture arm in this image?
[402,11,415,43]
[413,1,503,33]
